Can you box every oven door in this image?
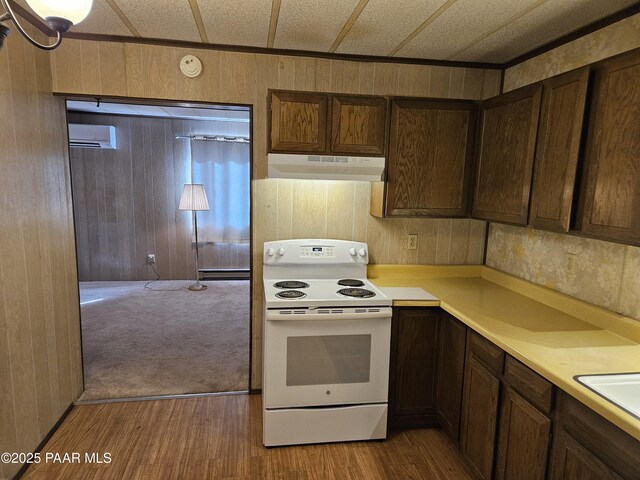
[263,309,392,409]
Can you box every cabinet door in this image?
[388,309,440,429]
[529,68,589,232]
[386,98,477,217]
[495,387,552,480]
[554,390,640,479]
[460,353,501,480]
[435,313,467,443]
[578,50,640,245]
[269,91,328,153]
[331,95,387,155]
[472,83,542,225]
[548,429,622,480]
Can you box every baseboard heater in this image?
[200,269,250,280]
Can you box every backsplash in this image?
[487,224,640,321]
[253,178,487,266]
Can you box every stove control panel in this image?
[263,239,369,265]
[301,246,335,257]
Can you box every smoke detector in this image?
[180,55,203,78]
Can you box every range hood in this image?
[267,153,385,181]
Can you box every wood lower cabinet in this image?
[495,386,552,480]
[435,312,467,443]
[529,67,589,232]
[269,90,328,153]
[549,429,622,480]
[548,391,640,480]
[389,309,640,480]
[472,83,542,225]
[460,355,501,479]
[577,50,640,245]
[388,308,440,429]
[378,98,477,217]
[331,95,387,155]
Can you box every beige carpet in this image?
[78,280,249,401]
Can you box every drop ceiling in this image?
[14,0,639,64]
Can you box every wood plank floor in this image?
[23,394,475,479]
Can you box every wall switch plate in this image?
[147,254,156,264]
[407,234,418,250]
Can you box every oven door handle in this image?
[266,310,393,321]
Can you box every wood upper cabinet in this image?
[472,83,542,225]
[269,90,387,156]
[577,50,640,245]
[381,98,477,217]
[331,95,387,155]
[388,308,440,429]
[435,312,467,443]
[269,91,329,153]
[529,67,589,232]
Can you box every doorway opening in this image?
[65,98,252,402]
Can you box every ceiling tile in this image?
[198,0,271,47]
[274,0,362,51]
[113,0,201,42]
[72,0,133,36]
[395,0,537,59]
[453,0,639,63]
[337,0,449,56]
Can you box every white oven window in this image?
[286,334,372,386]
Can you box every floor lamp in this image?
[179,184,210,291]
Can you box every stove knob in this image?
[358,248,367,257]
[266,248,275,257]
[349,247,357,257]
[277,247,285,256]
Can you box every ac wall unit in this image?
[68,124,117,149]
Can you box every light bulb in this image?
[26,0,93,27]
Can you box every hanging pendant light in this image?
[0,0,92,50]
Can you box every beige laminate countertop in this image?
[368,265,640,442]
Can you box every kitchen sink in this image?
[575,373,640,419]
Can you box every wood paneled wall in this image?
[50,40,501,388]
[51,41,502,180]
[69,112,250,281]
[0,26,82,480]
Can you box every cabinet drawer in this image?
[468,331,504,375]
[504,356,554,414]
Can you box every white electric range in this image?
[262,239,392,447]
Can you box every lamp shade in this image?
[179,184,209,211]
[26,0,93,25]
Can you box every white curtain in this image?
[190,139,250,244]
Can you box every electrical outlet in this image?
[147,254,156,264]
[565,252,577,276]
[407,234,418,250]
